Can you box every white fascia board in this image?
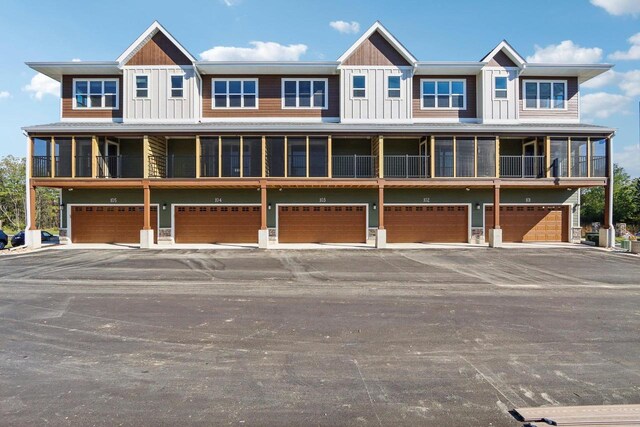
[196,62,340,75]
[116,21,196,66]
[481,40,526,67]
[26,62,121,82]
[521,63,613,83]
[337,21,417,65]
[415,62,485,75]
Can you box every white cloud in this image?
[609,32,640,60]
[591,0,640,16]
[581,92,631,119]
[71,58,81,62]
[200,41,307,61]
[329,20,360,34]
[23,73,60,100]
[221,0,241,6]
[0,91,10,99]
[619,69,640,96]
[526,40,603,63]
[613,144,640,178]
[582,70,619,88]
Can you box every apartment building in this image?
[22,21,615,248]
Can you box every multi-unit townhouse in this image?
[22,21,615,249]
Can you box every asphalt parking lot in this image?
[0,247,639,426]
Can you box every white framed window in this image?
[494,76,507,99]
[135,75,148,98]
[73,78,119,109]
[212,79,258,108]
[387,75,401,98]
[170,75,184,98]
[282,79,327,109]
[524,80,567,110]
[352,75,366,98]
[420,79,466,110]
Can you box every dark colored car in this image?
[10,230,54,247]
[0,230,8,250]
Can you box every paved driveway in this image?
[0,248,639,426]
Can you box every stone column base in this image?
[599,227,614,248]
[488,228,503,248]
[631,241,640,254]
[140,229,154,249]
[258,229,269,249]
[376,229,387,249]
[26,230,42,249]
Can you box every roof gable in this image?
[117,21,195,66]
[481,40,526,68]
[338,21,416,66]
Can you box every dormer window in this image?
[352,75,366,98]
[387,76,401,98]
[135,76,148,98]
[494,77,507,99]
[73,78,118,109]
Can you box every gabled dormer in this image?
[338,22,416,123]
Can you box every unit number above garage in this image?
[214,198,223,203]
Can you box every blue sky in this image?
[1,0,639,175]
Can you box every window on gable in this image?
[494,76,507,99]
[170,75,184,98]
[212,79,258,108]
[421,79,465,109]
[352,75,366,98]
[387,76,401,98]
[135,76,148,98]
[524,80,567,109]
[74,79,118,109]
[282,79,327,108]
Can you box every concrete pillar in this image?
[258,230,269,249]
[489,184,502,248]
[140,183,153,248]
[259,182,269,249]
[376,229,387,249]
[488,229,502,248]
[26,230,42,249]
[140,229,154,249]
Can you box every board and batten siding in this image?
[123,67,198,121]
[61,75,123,120]
[519,77,579,120]
[412,75,477,119]
[481,68,519,122]
[341,67,412,121]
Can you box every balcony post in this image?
[29,185,37,231]
[378,136,384,179]
[140,182,154,248]
[567,137,572,177]
[452,136,457,178]
[143,136,150,179]
[258,181,269,249]
[521,153,525,178]
[91,136,98,178]
[488,183,502,248]
[195,136,201,179]
[218,136,222,178]
[376,184,386,248]
[430,136,435,178]
[473,136,478,178]
[27,135,33,179]
[284,136,288,178]
[327,135,332,178]
[261,136,266,178]
[50,136,56,178]
[71,136,76,178]
[545,136,551,178]
[495,136,500,178]
[25,183,41,249]
[405,154,409,178]
[587,137,592,177]
[240,136,245,178]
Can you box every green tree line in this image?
[581,165,640,227]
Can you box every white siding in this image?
[123,66,199,121]
[341,67,412,121]
[481,68,519,122]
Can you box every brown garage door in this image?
[71,205,158,243]
[174,205,261,243]
[278,205,367,243]
[385,205,469,243]
[485,205,568,242]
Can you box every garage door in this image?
[485,205,568,242]
[278,205,367,243]
[385,205,469,243]
[71,205,158,243]
[174,205,261,243]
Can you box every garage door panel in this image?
[485,205,568,242]
[72,206,158,244]
[386,205,468,243]
[174,205,260,243]
[278,205,367,243]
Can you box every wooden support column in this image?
[473,136,478,178]
[378,136,384,178]
[493,184,501,230]
[260,182,268,230]
[545,136,551,178]
[430,136,435,177]
[586,137,592,177]
[143,136,150,179]
[284,136,288,178]
[91,136,98,178]
[261,136,266,178]
[604,135,614,229]
[452,136,457,178]
[240,136,244,178]
[567,137,572,177]
[495,136,500,178]
[143,182,151,230]
[29,185,37,230]
[327,135,332,178]
[50,137,56,178]
[305,136,310,178]
[218,136,222,178]
[378,185,385,229]
[195,136,201,179]
[71,136,76,178]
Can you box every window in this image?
[170,75,184,98]
[421,79,465,109]
[524,80,567,109]
[135,76,148,98]
[74,79,118,109]
[387,76,401,98]
[212,79,258,108]
[494,76,507,99]
[352,75,366,98]
[282,79,327,108]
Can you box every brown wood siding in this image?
[343,31,411,66]
[519,77,579,120]
[487,51,518,68]
[278,205,367,243]
[202,75,339,118]
[485,205,568,242]
[385,205,469,243]
[412,75,477,119]
[174,205,261,243]
[71,206,158,243]
[125,32,192,66]
[62,75,123,119]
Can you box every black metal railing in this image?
[200,155,218,177]
[97,156,143,178]
[54,156,72,177]
[32,156,51,177]
[384,155,429,178]
[148,155,167,178]
[287,154,306,177]
[500,155,545,178]
[167,155,196,178]
[591,156,607,177]
[75,155,92,177]
[571,156,588,177]
[550,158,568,178]
[332,155,376,178]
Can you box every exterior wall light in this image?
[475,203,481,210]
[268,203,272,210]
[162,203,167,210]
[373,203,377,210]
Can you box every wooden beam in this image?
[453,136,457,178]
[50,136,56,178]
[218,136,222,178]
[143,183,151,230]
[195,135,201,179]
[567,137,572,177]
[378,136,384,178]
[239,136,244,178]
[495,136,500,178]
[474,136,478,178]
[27,136,33,179]
[71,136,76,178]
[305,136,310,178]
[261,136,266,178]
[378,186,384,229]
[284,136,288,178]
[430,136,435,178]
[545,136,551,178]
[143,136,150,179]
[327,135,332,178]
[493,184,501,230]
[29,185,37,230]
[587,137,592,178]
[91,136,98,178]
[260,182,267,230]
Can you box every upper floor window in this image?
[282,79,327,109]
[135,75,148,98]
[74,79,118,109]
[352,75,366,98]
[494,76,507,99]
[213,79,257,108]
[524,80,567,109]
[170,75,184,98]
[420,79,465,110]
[387,76,401,98]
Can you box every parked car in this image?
[10,230,54,247]
[0,230,8,250]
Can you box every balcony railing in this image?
[571,156,589,178]
[384,155,430,178]
[200,155,218,178]
[97,156,142,178]
[32,156,51,177]
[54,156,72,178]
[592,156,607,177]
[167,155,196,178]
[75,155,92,178]
[332,155,376,178]
[500,155,545,178]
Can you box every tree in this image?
[581,164,637,225]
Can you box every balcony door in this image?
[104,140,120,178]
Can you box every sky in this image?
[0,0,639,176]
